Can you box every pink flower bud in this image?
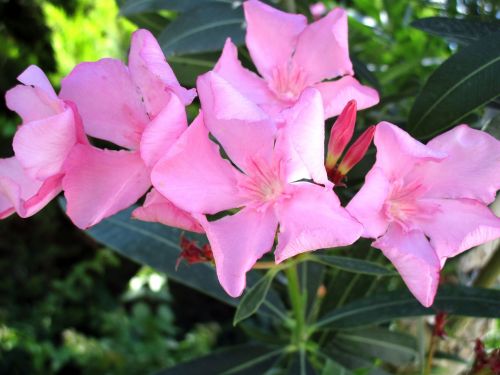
[337,125,375,176]
[326,100,357,170]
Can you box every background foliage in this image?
[0,0,499,374]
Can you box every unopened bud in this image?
[326,100,357,170]
[337,125,375,176]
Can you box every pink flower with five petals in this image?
[347,122,500,307]
[59,29,201,231]
[151,71,362,297]
[212,0,379,119]
[1,66,87,219]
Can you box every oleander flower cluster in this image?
[1,0,499,307]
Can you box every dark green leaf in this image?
[234,270,276,325]
[125,13,170,34]
[322,347,391,375]
[287,352,317,375]
[169,54,216,87]
[336,328,417,366]
[153,344,282,375]
[412,17,500,45]
[409,31,500,138]
[321,360,352,375]
[159,2,245,56]
[120,0,235,15]
[316,286,500,330]
[312,255,394,276]
[84,205,284,313]
[352,55,381,92]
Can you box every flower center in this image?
[238,157,287,211]
[268,63,307,102]
[383,179,439,231]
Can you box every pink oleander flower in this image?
[212,0,379,120]
[59,29,201,231]
[0,66,86,219]
[310,2,327,20]
[347,122,500,307]
[151,71,363,297]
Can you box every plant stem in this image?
[283,0,296,13]
[285,265,306,346]
[424,334,437,375]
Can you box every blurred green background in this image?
[0,0,498,374]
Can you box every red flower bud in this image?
[337,125,375,176]
[326,100,357,170]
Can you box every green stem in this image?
[283,0,296,13]
[286,265,306,347]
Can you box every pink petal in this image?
[6,85,63,123]
[197,72,276,172]
[418,125,500,204]
[13,107,77,180]
[60,59,148,149]
[274,182,363,263]
[244,0,307,80]
[151,115,244,215]
[346,167,391,238]
[129,29,196,117]
[374,122,447,180]
[276,88,328,184]
[139,94,188,169]
[62,145,151,229]
[314,76,379,119]
[194,207,278,297]
[293,8,353,85]
[373,224,440,307]
[17,65,57,98]
[418,198,500,264]
[0,157,61,219]
[132,189,204,233]
[214,38,275,107]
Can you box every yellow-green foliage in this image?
[42,0,135,82]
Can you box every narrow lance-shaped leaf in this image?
[159,2,245,56]
[311,254,395,276]
[120,0,236,15]
[316,285,500,330]
[412,17,500,45]
[153,344,282,375]
[82,204,284,313]
[234,269,277,325]
[409,30,500,138]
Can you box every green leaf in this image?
[321,360,352,375]
[335,328,417,366]
[234,270,276,325]
[120,0,235,15]
[316,285,500,330]
[153,344,282,375]
[84,205,284,313]
[408,31,500,138]
[321,347,391,375]
[159,2,245,56]
[169,54,216,87]
[412,17,500,45]
[312,255,394,276]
